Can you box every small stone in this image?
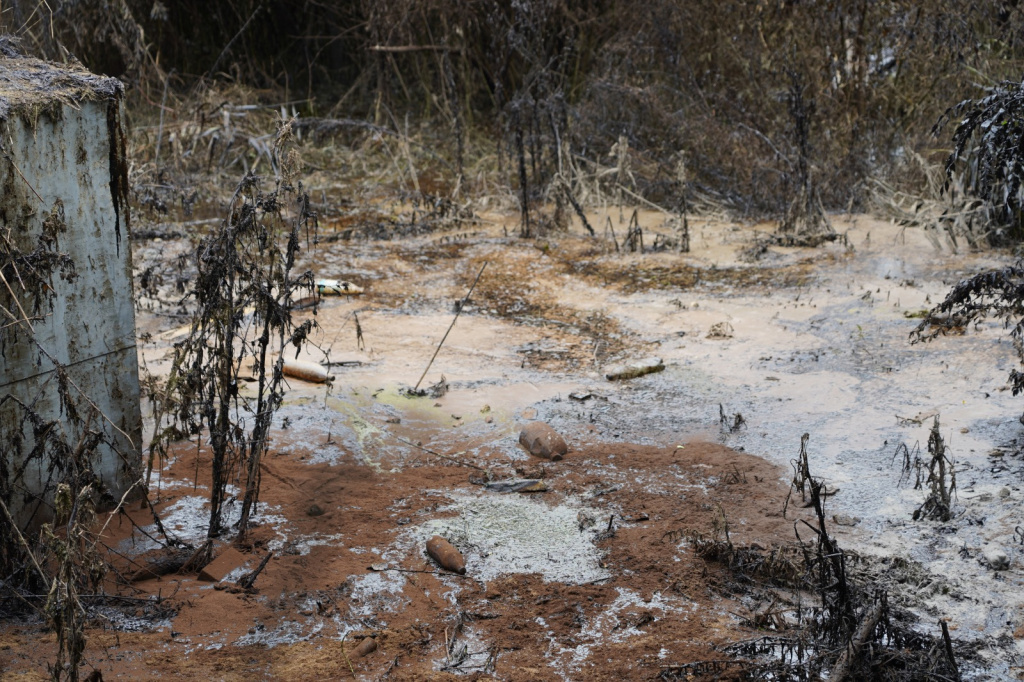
[522,408,538,420]
[999,487,1011,499]
[485,416,493,424]
[519,422,568,460]
[481,405,491,414]
[604,357,665,381]
[984,547,1011,571]
[307,504,325,517]
[385,416,401,424]
[352,636,377,658]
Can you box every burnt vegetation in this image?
[5,1,1024,232]
[676,435,965,681]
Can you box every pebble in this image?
[352,637,377,657]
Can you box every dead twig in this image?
[830,599,885,681]
[237,551,273,590]
[413,262,487,391]
[391,434,487,471]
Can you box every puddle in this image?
[270,215,1024,670]
[521,217,1024,666]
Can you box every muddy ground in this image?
[3,209,1024,680]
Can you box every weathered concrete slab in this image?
[0,54,141,528]
[604,357,665,381]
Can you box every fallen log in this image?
[830,601,885,681]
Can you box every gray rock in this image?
[519,422,568,460]
[984,546,1011,571]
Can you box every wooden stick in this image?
[830,601,884,681]
[237,551,273,589]
[370,45,461,53]
[391,434,486,471]
[413,262,487,391]
[940,620,961,681]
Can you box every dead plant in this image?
[777,71,836,246]
[152,119,319,541]
[911,260,1024,420]
[910,418,957,522]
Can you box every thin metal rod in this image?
[413,262,487,391]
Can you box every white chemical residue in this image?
[347,571,410,618]
[140,493,288,549]
[233,619,322,648]
[125,491,342,558]
[413,493,610,584]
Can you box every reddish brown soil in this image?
[1,433,811,681]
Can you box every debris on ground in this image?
[282,358,333,383]
[603,357,665,380]
[484,479,549,493]
[706,321,734,339]
[316,279,364,295]
[198,547,249,583]
[426,535,467,574]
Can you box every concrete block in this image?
[0,54,141,528]
[199,546,250,582]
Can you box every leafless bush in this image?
[10,1,1024,231]
[697,434,967,680]
[912,259,1024,417]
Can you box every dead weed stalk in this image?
[690,434,964,680]
[151,119,319,541]
[897,417,957,522]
